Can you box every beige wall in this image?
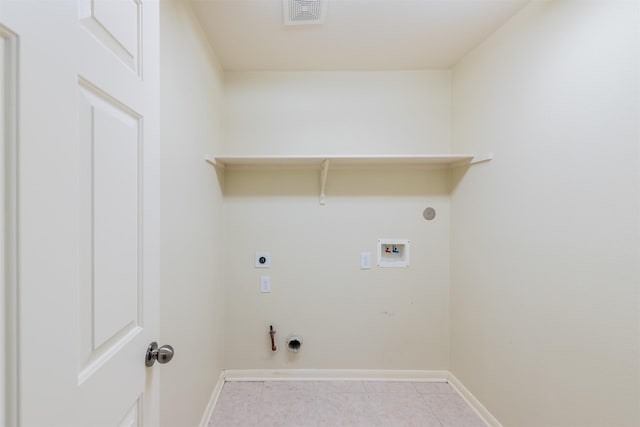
[222,71,453,369]
[159,1,225,426]
[223,71,451,155]
[450,1,640,426]
[159,1,640,424]
[224,168,451,369]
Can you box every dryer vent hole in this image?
[286,335,303,353]
[288,340,301,351]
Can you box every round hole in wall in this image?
[288,340,301,351]
[286,335,303,353]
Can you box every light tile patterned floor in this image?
[208,380,487,427]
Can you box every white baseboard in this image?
[222,369,449,382]
[204,369,500,427]
[198,372,226,427]
[448,372,503,427]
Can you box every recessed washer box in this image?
[377,239,410,268]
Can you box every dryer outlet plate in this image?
[255,252,272,268]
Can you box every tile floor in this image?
[208,380,487,427]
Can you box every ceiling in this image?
[190,0,530,71]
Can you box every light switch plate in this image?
[360,252,372,269]
[260,276,271,293]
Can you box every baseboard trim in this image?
[222,369,449,382]
[448,372,503,427]
[198,372,225,427]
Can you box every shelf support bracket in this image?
[320,159,330,205]
[204,155,224,168]
[451,152,494,168]
[470,153,494,165]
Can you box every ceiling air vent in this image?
[283,0,327,25]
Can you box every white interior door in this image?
[1,1,160,426]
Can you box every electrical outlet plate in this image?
[260,276,272,293]
[360,252,372,269]
[255,252,271,268]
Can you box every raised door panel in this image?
[77,80,143,385]
[78,0,141,74]
[118,397,142,427]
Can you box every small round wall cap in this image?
[423,207,436,221]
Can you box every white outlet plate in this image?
[255,252,271,268]
[260,276,272,293]
[360,252,372,269]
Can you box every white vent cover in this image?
[283,0,327,25]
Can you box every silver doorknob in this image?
[145,342,175,367]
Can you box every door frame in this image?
[1,23,19,427]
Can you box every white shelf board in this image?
[209,154,486,169]
[205,153,493,205]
